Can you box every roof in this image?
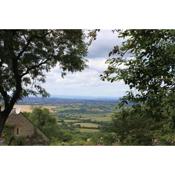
[7,109,49,143]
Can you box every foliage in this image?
[25,108,64,141]
[102,30,175,145]
[102,30,175,106]
[3,126,30,145]
[24,107,115,145]
[56,103,115,118]
[112,104,175,145]
[3,125,14,144]
[0,30,87,99]
[0,29,87,135]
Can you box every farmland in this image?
[3,97,119,145]
[54,103,115,133]
[14,105,55,113]
[16,97,117,133]
[17,103,114,133]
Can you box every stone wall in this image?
[6,113,35,137]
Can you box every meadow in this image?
[54,103,114,133]
[10,98,118,145]
[16,99,116,134]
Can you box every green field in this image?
[12,101,117,145]
[55,103,114,133]
[79,128,100,133]
[82,115,112,122]
[73,122,99,128]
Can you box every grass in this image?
[79,128,100,133]
[82,115,112,122]
[73,123,99,128]
[63,119,79,123]
[15,104,113,134]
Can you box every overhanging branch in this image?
[21,59,48,78]
[16,37,32,59]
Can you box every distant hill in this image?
[17,97,119,106]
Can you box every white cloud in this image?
[43,57,129,98]
[42,30,129,98]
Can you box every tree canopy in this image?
[102,30,175,145]
[0,29,87,135]
[102,30,175,110]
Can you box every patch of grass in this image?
[79,128,100,133]
[64,119,79,123]
[82,115,112,122]
[74,123,99,128]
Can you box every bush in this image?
[111,104,175,145]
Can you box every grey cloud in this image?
[43,56,129,98]
[87,30,122,58]
[42,30,128,98]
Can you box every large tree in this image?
[102,30,175,145]
[102,30,175,111]
[0,29,87,136]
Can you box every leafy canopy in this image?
[26,108,61,140]
[102,30,175,108]
[0,30,87,112]
[102,30,175,145]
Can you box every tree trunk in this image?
[0,114,8,138]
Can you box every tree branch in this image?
[16,31,51,60]
[0,57,10,108]
[16,37,32,59]
[21,59,48,78]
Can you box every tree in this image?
[102,30,175,117]
[111,105,175,145]
[101,30,175,145]
[0,30,87,136]
[26,108,63,141]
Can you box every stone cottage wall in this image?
[6,113,35,137]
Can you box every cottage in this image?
[5,108,49,144]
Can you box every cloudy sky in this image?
[43,30,129,98]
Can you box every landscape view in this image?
[1,29,175,145]
[12,97,118,145]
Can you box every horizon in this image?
[50,95,120,99]
[22,95,120,100]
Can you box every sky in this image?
[43,30,129,98]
